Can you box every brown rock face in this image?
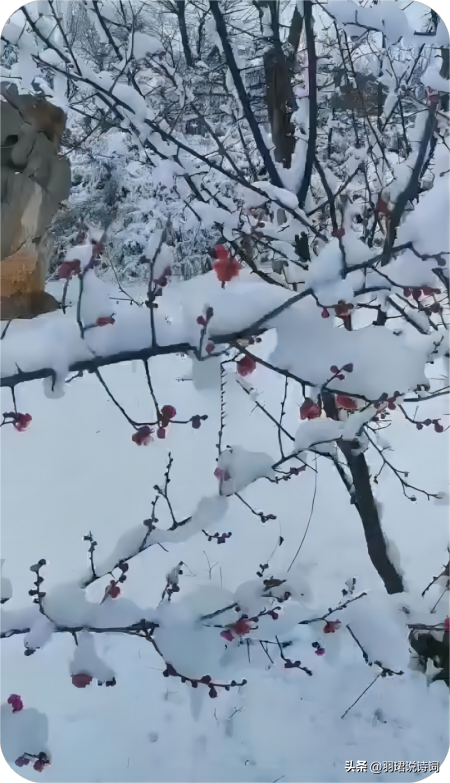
[1,84,71,319]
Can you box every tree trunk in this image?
[321,391,404,594]
[176,2,193,68]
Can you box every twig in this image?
[287,455,318,572]
[341,674,381,719]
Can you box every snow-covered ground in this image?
[1,281,448,782]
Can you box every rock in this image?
[1,84,71,319]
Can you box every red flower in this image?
[237,355,256,377]
[13,413,32,432]
[336,395,358,411]
[376,196,391,216]
[444,617,449,632]
[213,245,242,284]
[220,617,253,640]
[214,244,229,261]
[15,756,31,767]
[132,426,154,446]
[160,405,176,420]
[160,405,176,428]
[214,467,231,482]
[105,580,121,599]
[334,301,354,320]
[426,88,439,107]
[33,760,46,772]
[321,308,330,318]
[71,673,93,688]
[232,618,253,637]
[315,646,325,656]
[331,227,345,239]
[58,259,81,279]
[300,399,321,420]
[157,427,166,439]
[96,316,115,326]
[154,266,172,287]
[205,342,215,354]
[323,620,342,634]
[7,694,24,712]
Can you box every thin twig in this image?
[341,674,381,719]
[287,455,318,572]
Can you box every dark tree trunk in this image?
[338,440,404,594]
[297,2,317,207]
[264,48,296,167]
[322,391,404,594]
[263,3,303,169]
[177,1,193,67]
[210,1,283,188]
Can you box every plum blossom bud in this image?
[71,673,93,688]
[132,426,154,446]
[214,467,231,482]
[15,756,30,767]
[232,618,253,636]
[336,395,358,411]
[160,405,176,428]
[7,694,24,712]
[300,399,320,420]
[323,620,341,634]
[160,405,176,420]
[104,580,121,600]
[58,259,81,279]
[13,413,32,432]
[237,356,256,377]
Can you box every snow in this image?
[132,32,163,59]
[24,615,55,653]
[215,446,276,495]
[397,174,450,257]
[39,49,64,66]
[294,419,345,456]
[421,67,449,92]
[331,1,414,44]
[1,21,22,45]
[1,560,13,604]
[70,631,115,682]
[252,181,300,210]
[269,298,434,400]
[1,339,448,780]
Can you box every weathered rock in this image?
[1,84,71,319]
